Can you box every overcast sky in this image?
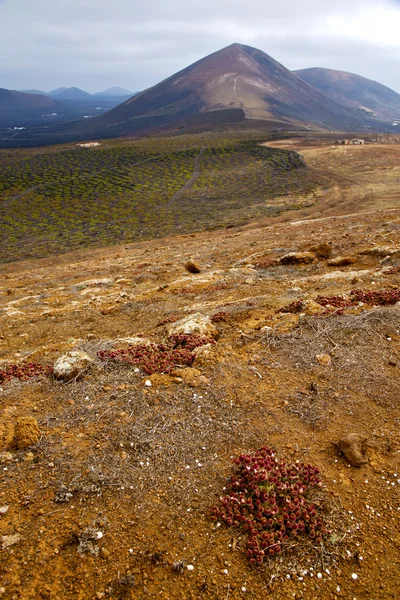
[1,0,400,94]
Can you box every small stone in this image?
[315,353,331,366]
[101,548,110,559]
[187,565,194,571]
[0,506,9,515]
[0,452,13,463]
[1,534,21,549]
[144,380,152,387]
[279,252,316,265]
[327,256,358,267]
[184,260,201,274]
[351,573,358,580]
[168,313,219,340]
[53,350,94,381]
[338,433,368,467]
[24,452,34,462]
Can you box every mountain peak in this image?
[73,43,382,138]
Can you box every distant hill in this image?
[294,68,400,121]
[74,43,378,138]
[94,87,135,97]
[0,88,71,126]
[20,89,46,95]
[48,87,92,100]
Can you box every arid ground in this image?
[1,135,400,599]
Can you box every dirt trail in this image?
[262,140,400,223]
[170,146,206,201]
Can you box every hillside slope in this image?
[295,67,400,120]
[1,138,400,597]
[0,88,71,125]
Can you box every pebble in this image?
[100,548,110,559]
[187,565,194,571]
[0,506,9,515]
[144,380,152,387]
[351,573,358,580]
[0,453,13,463]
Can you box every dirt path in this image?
[262,140,400,223]
[170,146,206,201]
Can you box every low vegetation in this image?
[211,447,327,565]
[0,133,319,263]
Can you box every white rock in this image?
[168,313,219,340]
[144,380,152,387]
[118,337,150,346]
[76,278,113,289]
[0,453,13,464]
[1,534,21,549]
[187,564,194,571]
[0,506,9,515]
[351,573,358,580]
[53,350,94,381]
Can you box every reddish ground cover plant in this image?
[385,266,400,275]
[350,288,400,305]
[97,334,215,375]
[156,315,180,327]
[211,447,326,565]
[0,362,53,384]
[315,289,400,309]
[315,295,355,309]
[211,311,229,323]
[277,300,305,314]
[255,258,278,269]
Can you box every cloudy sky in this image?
[1,0,400,94]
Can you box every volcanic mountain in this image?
[75,43,373,138]
[294,68,400,121]
[0,88,70,126]
[48,87,92,100]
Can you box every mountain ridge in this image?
[294,67,400,121]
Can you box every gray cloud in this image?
[0,0,399,93]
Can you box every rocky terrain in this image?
[1,137,400,599]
